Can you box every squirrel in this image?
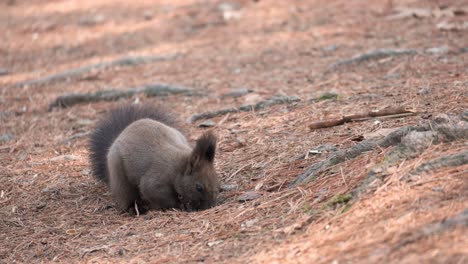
[89,104,220,215]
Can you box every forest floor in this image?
[1,0,467,263]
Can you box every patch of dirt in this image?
[1,0,467,263]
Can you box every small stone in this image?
[363,128,398,140]
[220,184,238,192]
[78,14,105,26]
[421,112,432,119]
[199,119,216,127]
[143,11,153,20]
[308,149,322,155]
[254,182,263,191]
[230,129,247,134]
[0,133,15,142]
[0,68,9,76]
[432,187,443,192]
[18,152,28,161]
[313,187,329,202]
[242,93,261,104]
[461,111,468,121]
[109,247,126,256]
[218,2,241,21]
[36,202,47,210]
[238,191,261,202]
[433,113,450,124]
[51,155,80,161]
[76,118,93,126]
[235,137,246,147]
[384,73,400,79]
[125,231,135,237]
[418,87,431,95]
[322,44,338,52]
[309,144,338,154]
[42,187,60,195]
[207,240,223,247]
[242,218,259,228]
[221,88,252,98]
[218,2,238,12]
[425,46,450,54]
[437,20,468,31]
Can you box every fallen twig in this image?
[49,83,195,110]
[14,54,180,88]
[134,200,140,217]
[309,107,417,129]
[189,95,300,123]
[330,48,417,69]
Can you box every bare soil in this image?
[1,0,467,263]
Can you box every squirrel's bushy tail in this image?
[89,104,177,182]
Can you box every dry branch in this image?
[309,107,417,129]
[189,95,300,123]
[49,83,195,110]
[292,114,468,187]
[330,48,417,69]
[15,54,179,88]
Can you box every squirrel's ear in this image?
[190,132,217,168]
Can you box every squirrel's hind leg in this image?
[107,149,141,214]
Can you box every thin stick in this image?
[340,167,348,187]
[134,200,140,217]
[309,107,417,129]
[217,113,231,126]
[226,163,250,181]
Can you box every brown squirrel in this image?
[89,104,220,215]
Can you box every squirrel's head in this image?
[176,132,220,211]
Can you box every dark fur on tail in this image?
[89,104,178,182]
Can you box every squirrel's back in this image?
[89,104,178,182]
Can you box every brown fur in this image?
[104,117,219,214]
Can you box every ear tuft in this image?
[191,132,217,166]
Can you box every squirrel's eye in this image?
[196,184,204,193]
